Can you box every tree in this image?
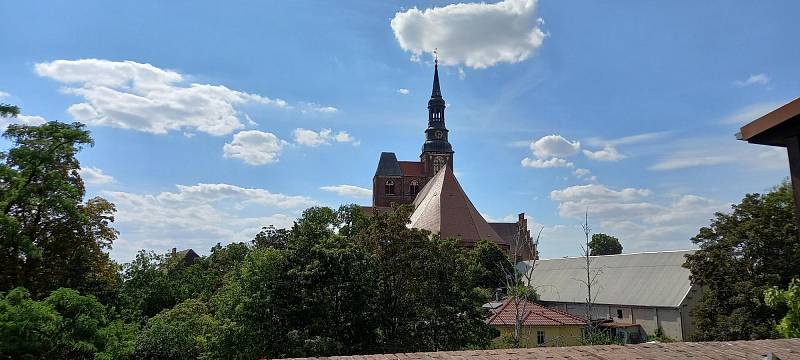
[0,122,119,299]
[134,299,220,360]
[765,278,800,338]
[0,287,136,359]
[469,239,513,291]
[0,103,20,118]
[359,205,496,353]
[498,220,540,348]
[684,181,800,340]
[211,207,381,359]
[589,233,622,256]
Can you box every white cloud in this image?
[397,88,410,95]
[734,73,770,87]
[721,101,782,125]
[293,128,359,147]
[298,102,339,114]
[549,182,728,252]
[0,91,9,98]
[0,114,47,131]
[650,137,786,171]
[103,183,313,262]
[79,166,115,185]
[584,131,671,147]
[531,134,580,158]
[34,59,295,136]
[390,0,545,69]
[521,157,573,168]
[320,185,372,199]
[583,145,627,161]
[223,130,287,165]
[574,168,591,178]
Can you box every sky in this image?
[1,0,798,263]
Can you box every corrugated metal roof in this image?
[520,250,695,308]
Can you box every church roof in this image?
[374,152,402,177]
[409,166,506,246]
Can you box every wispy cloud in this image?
[734,73,770,87]
[720,101,783,125]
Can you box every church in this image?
[366,59,536,260]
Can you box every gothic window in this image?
[385,180,395,195]
[433,157,445,174]
[409,180,420,196]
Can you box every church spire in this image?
[431,50,442,99]
[421,50,453,164]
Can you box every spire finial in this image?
[434,48,439,64]
[431,49,442,99]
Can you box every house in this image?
[519,250,702,341]
[485,298,587,347]
[170,248,199,265]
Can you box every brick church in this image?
[367,59,536,260]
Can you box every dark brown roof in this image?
[409,166,505,246]
[486,298,587,327]
[489,223,518,246]
[398,161,425,177]
[738,97,800,146]
[279,339,800,359]
[375,152,402,176]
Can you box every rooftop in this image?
[520,250,695,307]
[279,338,800,359]
[486,298,587,327]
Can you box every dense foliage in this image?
[764,278,800,338]
[588,233,622,256]
[684,181,800,340]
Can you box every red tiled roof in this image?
[278,339,800,359]
[486,298,587,327]
[398,161,425,177]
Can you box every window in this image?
[536,330,545,346]
[433,157,445,174]
[409,180,420,196]
[617,309,623,319]
[385,180,395,195]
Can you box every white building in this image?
[519,250,703,341]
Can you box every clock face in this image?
[435,130,443,139]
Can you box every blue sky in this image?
[1,1,798,263]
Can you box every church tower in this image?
[421,58,454,176]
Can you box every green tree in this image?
[765,278,800,338]
[211,207,380,359]
[0,287,136,359]
[468,239,512,290]
[134,299,220,360]
[359,205,496,353]
[589,233,622,256]
[0,122,119,299]
[0,103,20,118]
[684,181,800,340]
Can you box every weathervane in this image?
[434,48,439,64]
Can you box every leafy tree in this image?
[0,122,119,299]
[0,103,20,118]
[359,205,496,353]
[684,181,800,340]
[468,239,512,290]
[0,287,136,359]
[134,299,220,360]
[589,233,622,256]
[211,207,380,359]
[765,278,800,338]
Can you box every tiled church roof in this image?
[409,166,506,246]
[398,161,425,177]
[375,152,402,176]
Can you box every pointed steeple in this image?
[431,58,442,99]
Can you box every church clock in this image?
[435,130,443,139]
